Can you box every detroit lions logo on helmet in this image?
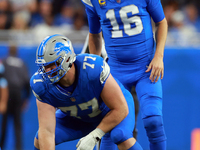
[54,41,72,55]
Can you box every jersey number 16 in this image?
[106,4,143,38]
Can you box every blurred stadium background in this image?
[0,0,200,150]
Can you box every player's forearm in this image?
[155,18,168,58]
[97,108,128,133]
[89,32,102,56]
[38,129,55,150]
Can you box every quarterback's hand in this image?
[76,128,105,150]
[145,54,164,82]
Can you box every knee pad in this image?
[143,115,166,143]
[110,128,132,145]
[141,96,162,118]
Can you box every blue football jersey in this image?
[82,0,165,62]
[31,54,118,122]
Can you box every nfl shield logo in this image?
[70,97,76,102]
[116,0,121,3]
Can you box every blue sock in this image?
[128,141,143,150]
[150,140,166,150]
[34,146,39,150]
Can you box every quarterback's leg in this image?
[136,77,167,150]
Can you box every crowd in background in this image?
[0,0,88,44]
[0,0,200,46]
[0,0,88,30]
[162,0,200,46]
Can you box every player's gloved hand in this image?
[76,128,105,150]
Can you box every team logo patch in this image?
[99,0,106,6]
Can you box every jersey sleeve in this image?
[82,0,101,34]
[86,55,110,90]
[30,72,46,101]
[146,0,165,23]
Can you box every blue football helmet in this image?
[36,34,76,84]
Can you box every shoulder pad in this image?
[100,60,110,84]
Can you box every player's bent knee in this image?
[34,137,40,149]
[110,128,131,145]
[143,115,166,143]
[110,128,125,144]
